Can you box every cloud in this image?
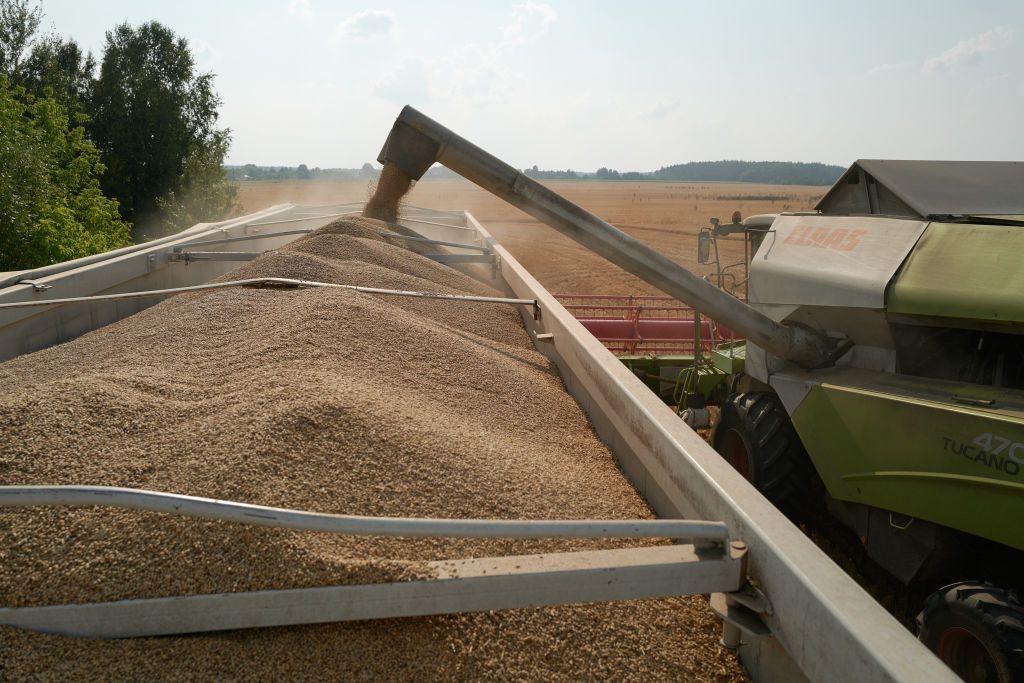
[923,27,1013,72]
[371,3,556,108]
[866,62,906,75]
[374,58,431,104]
[288,0,311,17]
[337,8,395,38]
[373,51,506,106]
[191,39,221,71]
[503,2,558,46]
[646,99,679,119]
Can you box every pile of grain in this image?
[0,215,744,681]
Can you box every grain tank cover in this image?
[816,160,1024,218]
[749,215,928,310]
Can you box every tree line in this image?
[226,163,381,182]
[523,160,845,185]
[231,160,846,186]
[0,0,236,271]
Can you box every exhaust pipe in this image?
[376,106,840,369]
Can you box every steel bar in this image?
[0,278,537,310]
[171,229,314,250]
[243,211,361,228]
[424,254,495,264]
[0,545,744,639]
[378,106,838,368]
[290,201,365,212]
[378,232,490,252]
[0,486,729,542]
[169,251,261,262]
[398,216,476,231]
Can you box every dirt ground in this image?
[233,179,824,297]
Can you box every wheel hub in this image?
[937,626,999,682]
[720,428,752,480]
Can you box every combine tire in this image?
[918,582,1024,683]
[712,393,814,519]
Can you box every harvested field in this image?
[0,216,746,681]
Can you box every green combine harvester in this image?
[659,160,1024,682]
[562,161,1024,681]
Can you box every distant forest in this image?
[523,160,845,185]
[228,159,845,186]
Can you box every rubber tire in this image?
[918,583,1024,683]
[712,393,814,519]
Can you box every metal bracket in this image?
[16,280,51,292]
[168,251,261,263]
[710,582,774,649]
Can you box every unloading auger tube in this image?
[376,106,841,369]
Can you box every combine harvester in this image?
[0,107,979,681]
[564,162,1024,682]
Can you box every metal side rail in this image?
[0,485,745,638]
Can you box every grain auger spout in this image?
[367,105,844,369]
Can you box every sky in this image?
[39,0,1024,170]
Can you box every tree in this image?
[296,163,311,180]
[155,128,238,232]
[90,21,235,237]
[0,77,130,270]
[20,35,95,115]
[0,0,41,79]
[1,1,94,116]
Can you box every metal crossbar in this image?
[399,217,475,231]
[0,544,745,639]
[0,278,537,311]
[0,486,729,542]
[425,254,496,265]
[168,251,260,262]
[171,229,314,250]
[379,232,490,252]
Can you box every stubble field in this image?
[233,179,825,297]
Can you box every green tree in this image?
[90,21,236,237]
[0,0,41,79]
[0,77,130,270]
[20,35,95,115]
[1,1,94,116]
[156,128,238,232]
